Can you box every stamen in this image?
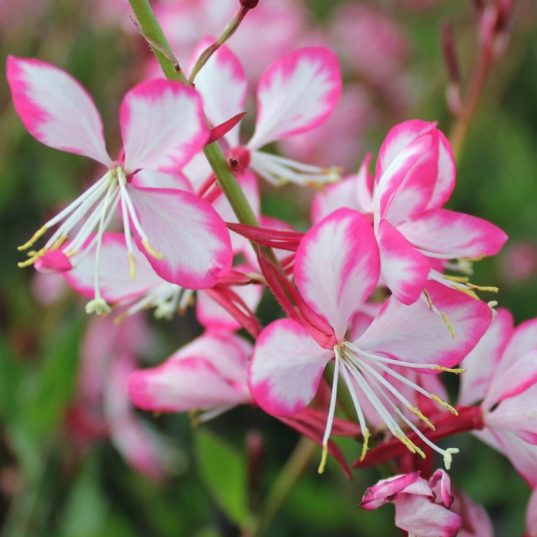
[443,274,470,283]
[408,406,435,430]
[440,311,455,338]
[318,348,341,474]
[141,239,164,260]
[318,444,329,474]
[128,252,136,281]
[430,394,458,415]
[451,283,480,300]
[467,283,499,293]
[360,428,370,462]
[430,365,466,374]
[459,254,485,262]
[423,289,434,310]
[394,427,426,458]
[18,225,48,251]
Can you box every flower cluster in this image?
[7,1,534,534]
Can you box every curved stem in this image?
[449,37,495,161]
[128,0,261,230]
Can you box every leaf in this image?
[195,428,248,526]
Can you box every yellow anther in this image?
[409,406,435,431]
[18,225,48,251]
[52,235,67,248]
[443,275,470,283]
[451,284,479,300]
[423,289,434,310]
[459,254,485,262]
[360,428,371,462]
[395,428,426,459]
[128,252,136,281]
[142,239,164,260]
[467,284,499,293]
[66,250,78,258]
[440,311,455,339]
[318,443,329,474]
[430,394,458,416]
[430,366,466,374]
[114,311,129,325]
[18,255,39,268]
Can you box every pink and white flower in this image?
[249,208,492,470]
[8,56,232,314]
[312,120,508,305]
[460,312,537,487]
[360,470,462,537]
[184,41,342,188]
[128,330,252,420]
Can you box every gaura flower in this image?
[312,120,508,305]
[460,311,537,487]
[184,40,342,188]
[360,470,462,537]
[7,56,232,314]
[249,208,491,471]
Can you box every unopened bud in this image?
[240,0,259,9]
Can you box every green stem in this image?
[247,436,317,537]
[128,0,260,229]
[189,6,250,84]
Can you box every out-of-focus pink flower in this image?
[154,0,306,82]
[68,315,169,482]
[31,272,67,305]
[279,84,377,172]
[128,331,252,418]
[360,470,462,537]
[330,4,409,84]
[499,241,537,285]
[525,488,537,537]
[451,490,494,537]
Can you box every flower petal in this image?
[295,208,380,339]
[376,120,437,179]
[188,38,247,147]
[459,308,514,406]
[121,79,209,173]
[358,281,492,368]
[248,47,342,149]
[128,186,232,289]
[502,318,537,370]
[129,357,248,413]
[378,220,430,305]
[359,472,422,510]
[394,495,462,537]
[311,156,374,224]
[63,233,160,302]
[104,354,166,481]
[249,319,333,416]
[7,56,111,165]
[397,209,508,259]
[173,330,251,386]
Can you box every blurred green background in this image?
[0,0,536,536]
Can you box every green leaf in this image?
[60,457,108,537]
[0,336,22,424]
[196,428,248,526]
